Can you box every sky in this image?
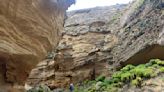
[68,0,134,11]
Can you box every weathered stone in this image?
[27,5,126,88]
[28,0,164,89]
[112,0,164,67]
[0,0,75,91]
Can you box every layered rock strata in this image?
[28,0,164,89]
[0,0,75,91]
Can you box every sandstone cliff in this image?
[27,5,126,89]
[0,0,75,91]
[28,0,164,90]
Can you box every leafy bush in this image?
[160,67,164,73]
[95,75,105,82]
[121,64,135,72]
[77,59,164,92]
[131,77,142,87]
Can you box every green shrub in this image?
[160,67,164,73]
[112,72,122,79]
[121,64,135,72]
[120,72,132,82]
[155,60,164,66]
[27,85,52,92]
[112,78,120,83]
[149,59,164,66]
[131,77,142,87]
[106,85,118,92]
[96,75,106,82]
[76,59,164,92]
[104,79,113,84]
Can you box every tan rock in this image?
[0,0,75,91]
[28,0,164,89]
[27,5,124,88]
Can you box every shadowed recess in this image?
[121,44,164,67]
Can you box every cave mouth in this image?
[120,44,164,67]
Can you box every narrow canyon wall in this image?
[28,0,164,89]
[27,5,127,88]
[0,0,75,91]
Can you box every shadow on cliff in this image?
[121,45,164,67]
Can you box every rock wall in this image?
[27,5,127,88]
[112,0,164,68]
[0,0,75,91]
[28,0,164,89]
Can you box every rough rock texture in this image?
[112,0,164,68]
[28,0,164,89]
[27,59,56,90]
[27,5,126,88]
[0,0,75,91]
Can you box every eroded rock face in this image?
[27,5,127,88]
[28,0,164,89]
[0,0,75,91]
[112,0,164,67]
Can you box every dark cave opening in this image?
[0,57,7,85]
[120,44,164,67]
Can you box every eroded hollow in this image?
[121,44,164,67]
[0,56,8,86]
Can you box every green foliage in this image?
[121,64,135,72]
[121,72,133,82]
[131,77,142,87]
[74,86,86,92]
[149,59,164,66]
[27,85,52,92]
[95,75,106,82]
[160,67,164,73]
[130,66,155,78]
[75,59,164,92]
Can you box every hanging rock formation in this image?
[27,0,164,89]
[0,0,75,91]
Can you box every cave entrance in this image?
[121,44,164,67]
